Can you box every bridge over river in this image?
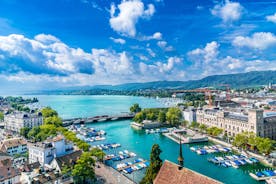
[62,113,135,126]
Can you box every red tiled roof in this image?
[154,160,221,184]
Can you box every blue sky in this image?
[0,0,276,93]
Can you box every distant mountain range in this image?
[39,70,276,94]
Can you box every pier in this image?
[62,113,135,126]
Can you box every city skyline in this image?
[0,0,276,93]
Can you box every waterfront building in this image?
[182,106,196,124]
[4,111,43,133]
[28,135,74,166]
[0,153,21,184]
[196,108,276,140]
[49,150,82,172]
[0,138,27,156]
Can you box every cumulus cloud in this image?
[110,37,126,44]
[232,32,276,50]
[187,41,276,78]
[0,33,187,87]
[157,41,174,51]
[211,0,243,22]
[188,41,219,63]
[109,0,155,37]
[266,13,276,23]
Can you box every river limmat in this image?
[33,95,274,183]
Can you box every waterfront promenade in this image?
[95,162,135,184]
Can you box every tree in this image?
[232,133,248,149]
[41,107,58,118]
[146,112,156,121]
[140,144,163,184]
[206,127,223,137]
[90,148,105,162]
[133,112,145,123]
[166,107,182,126]
[256,137,274,155]
[44,116,63,126]
[27,127,41,140]
[190,121,199,129]
[157,111,166,123]
[20,127,31,138]
[130,103,142,114]
[182,120,189,127]
[247,132,258,151]
[72,152,95,184]
[77,141,90,152]
[0,112,4,121]
[199,124,207,132]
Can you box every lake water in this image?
[34,95,265,184]
[33,95,165,119]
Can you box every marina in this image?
[36,95,273,184]
[190,144,232,155]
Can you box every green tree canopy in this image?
[130,103,142,113]
[0,112,4,121]
[140,144,163,184]
[44,116,63,126]
[166,107,182,126]
[41,107,58,118]
[72,152,95,184]
[20,127,31,138]
[157,111,166,123]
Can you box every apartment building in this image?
[4,111,43,133]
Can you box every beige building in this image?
[4,111,43,133]
[196,108,276,140]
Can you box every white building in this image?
[0,138,27,156]
[4,111,43,133]
[28,135,74,166]
[182,107,196,124]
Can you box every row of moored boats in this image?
[190,145,232,155]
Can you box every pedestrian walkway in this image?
[95,162,135,184]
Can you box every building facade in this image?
[0,156,21,184]
[182,107,196,124]
[4,112,43,133]
[0,138,27,156]
[28,135,74,166]
[196,108,276,140]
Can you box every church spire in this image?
[178,135,184,169]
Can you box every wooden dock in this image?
[62,113,135,126]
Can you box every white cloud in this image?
[110,37,126,44]
[147,48,156,57]
[266,13,276,23]
[138,32,162,41]
[157,41,174,51]
[211,0,243,22]
[152,32,162,40]
[232,32,276,50]
[0,33,188,87]
[109,0,155,37]
[188,41,219,63]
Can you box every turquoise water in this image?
[33,95,265,184]
[32,95,164,119]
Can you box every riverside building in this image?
[4,111,43,133]
[196,108,276,140]
[28,135,74,166]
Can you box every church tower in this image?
[178,137,184,169]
